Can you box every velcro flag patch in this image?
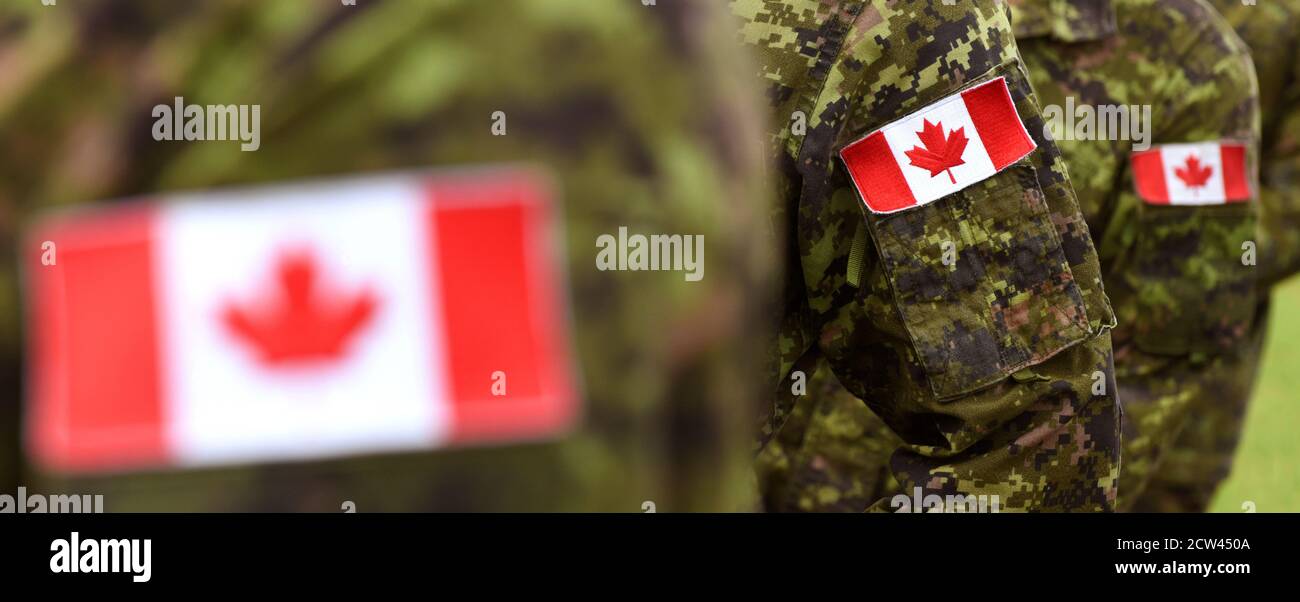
[839,77,1037,214]
[25,169,579,473]
[1131,142,1251,205]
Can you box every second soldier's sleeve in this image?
[1256,16,1300,289]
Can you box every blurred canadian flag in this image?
[24,169,578,473]
[1130,141,1252,205]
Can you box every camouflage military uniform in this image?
[737,0,1120,512]
[1135,0,1300,512]
[755,357,899,512]
[1016,0,1261,512]
[756,0,1263,513]
[0,0,771,511]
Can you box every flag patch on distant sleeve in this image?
[1131,141,1252,205]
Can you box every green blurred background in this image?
[1211,279,1300,512]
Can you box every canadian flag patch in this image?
[24,169,579,473]
[839,77,1037,214]
[1130,142,1251,205]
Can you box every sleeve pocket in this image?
[1127,204,1258,355]
[867,164,1092,399]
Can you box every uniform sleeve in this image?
[0,0,771,512]
[1100,9,1261,359]
[1256,26,1300,289]
[742,0,1122,512]
[1092,5,1261,507]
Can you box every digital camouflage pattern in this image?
[756,356,897,512]
[1211,0,1300,292]
[757,0,1263,512]
[1136,0,1300,512]
[1016,0,1261,512]
[736,0,1120,512]
[0,0,772,511]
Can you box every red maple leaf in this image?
[904,119,969,184]
[221,250,378,366]
[1174,154,1213,189]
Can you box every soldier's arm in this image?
[0,0,771,512]
[1098,1,1261,358]
[1255,12,1300,289]
[738,0,1121,511]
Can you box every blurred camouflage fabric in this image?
[1017,0,1261,512]
[757,0,1264,512]
[1211,0,1300,291]
[736,0,1120,512]
[1135,0,1300,512]
[0,0,772,511]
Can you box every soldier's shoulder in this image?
[1206,0,1300,30]
[1114,0,1251,58]
[1108,0,1254,102]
